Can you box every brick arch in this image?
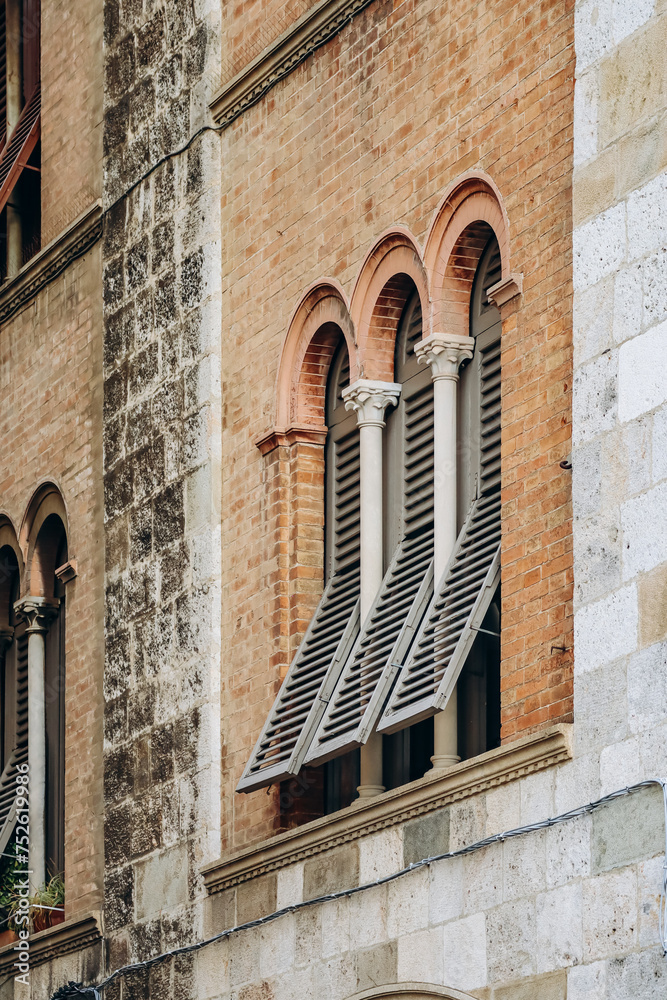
[21,483,69,598]
[351,228,429,382]
[425,172,511,338]
[276,280,356,431]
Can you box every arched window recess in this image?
[13,507,67,890]
[379,236,502,743]
[237,335,362,794]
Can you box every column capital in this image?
[342,379,401,428]
[13,596,59,634]
[415,334,474,381]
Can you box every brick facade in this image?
[0,0,104,942]
[221,0,575,851]
[5,1,667,999]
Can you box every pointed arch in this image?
[274,280,356,432]
[424,172,515,340]
[350,228,430,383]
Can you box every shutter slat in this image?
[0,744,28,855]
[378,489,501,734]
[238,388,361,792]
[0,84,40,214]
[306,375,434,766]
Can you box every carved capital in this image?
[13,597,59,634]
[342,380,401,428]
[415,334,475,382]
[0,625,14,655]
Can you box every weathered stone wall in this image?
[197,783,665,999]
[570,0,667,802]
[101,0,222,975]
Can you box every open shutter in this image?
[237,423,361,792]
[22,0,40,106]
[0,631,28,853]
[0,2,7,151]
[0,83,40,215]
[378,491,500,733]
[306,305,435,765]
[379,267,502,735]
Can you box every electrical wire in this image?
[47,777,667,1000]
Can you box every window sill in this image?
[0,911,102,974]
[202,723,572,894]
[0,201,102,326]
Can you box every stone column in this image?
[14,597,59,890]
[416,334,474,770]
[343,378,401,797]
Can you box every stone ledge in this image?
[210,0,375,128]
[0,912,102,975]
[203,724,572,894]
[0,201,103,326]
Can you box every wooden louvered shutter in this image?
[237,348,361,793]
[0,2,6,149]
[379,240,502,735]
[22,0,40,106]
[0,84,40,214]
[306,295,436,765]
[0,629,28,853]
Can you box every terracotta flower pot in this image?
[0,929,17,948]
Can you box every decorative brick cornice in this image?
[256,424,328,456]
[0,913,102,974]
[202,724,572,894]
[210,0,375,128]
[0,202,103,326]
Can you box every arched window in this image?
[306,290,435,779]
[237,333,362,794]
[44,523,67,878]
[0,546,26,855]
[456,237,502,760]
[380,239,502,744]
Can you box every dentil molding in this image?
[202,724,572,894]
[210,0,376,128]
[0,201,103,326]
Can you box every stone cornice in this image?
[256,424,328,456]
[0,913,102,975]
[486,273,523,308]
[0,201,103,326]
[203,724,572,894]
[210,0,375,128]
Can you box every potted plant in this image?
[29,874,65,933]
